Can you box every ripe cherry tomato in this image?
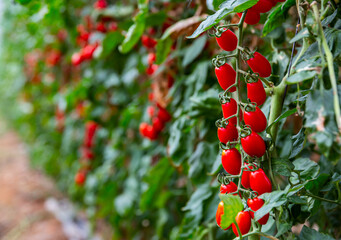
[81,44,98,60]
[94,0,107,9]
[237,10,260,25]
[247,197,269,225]
[147,106,155,118]
[146,64,158,75]
[148,53,156,65]
[71,52,83,66]
[251,0,274,13]
[139,122,149,136]
[244,107,267,132]
[141,35,157,49]
[241,164,252,189]
[216,201,231,230]
[75,171,86,186]
[221,98,238,125]
[84,121,98,148]
[222,148,241,175]
[157,106,171,122]
[247,79,266,106]
[220,182,238,194]
[232,211,251,236]
[241,131,266,157]
[247,52,272,77]
[215,63,236,92]
[81,147,94,160]
[218,124,238,144]
[152,117,164,132]
[216,29,238,52]
[250,169,272,195]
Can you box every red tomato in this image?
[232,211,251,236]
[94,0,107,9]
[221,98,238,125]
[244,107,267,132]
[218,124,239,144]
[148,53,156,65]
[147,106,155,118]
[75,171,86,186]
[84,121,98,148]
[146,64,158,75]
[46,49,61,66]
[216,201,231,229]
[152,117,164,132]
[251,0,274,13]
[220,182,238,194]
[96,22,107,33]
[241,164,252,189]
[145,125,157,140]
[81,44,98,60]
[247,197,269,225]
[139,122,149,136]
[247,79,266,106]
[108,22,118,32]
[216,29,238,52]
[141,35,157,49]
[222,148,241,175]
[81,147,94,160]
[241,131,266,157]
[157,106,171,122]
[247,52,272,77]
[237,10,260,25]
[71,52,83,66]
[215,63,236,92]
[250,169,272,195]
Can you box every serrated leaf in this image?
[292,158,319,181]
[286,71,316,84]
[219,194,243,229]
[266,108,297,134]
[272,158,295,177]
[289,128,306,159]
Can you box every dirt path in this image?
[0,122,67,240]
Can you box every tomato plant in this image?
[0,0,340,240]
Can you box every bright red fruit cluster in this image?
[214,18,273,236]
[237,0,285,25]
[75,121,99,186]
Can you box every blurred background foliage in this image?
[0,0,340,240]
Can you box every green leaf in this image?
[272,158,295,177]
[15,0,31,4]
[289,28,310,43]
[286,71,316,84]
[289,128,306,159]
[183,35,207,67]
[255,191,287,220]
[262,0,296,37]
[155,37,173,64]
[213,0,225,10]
[220,0,259,13]
[187,8,233,39]
[101,32,124,57]
[298,226,335,240]
[266,108,297,134]
[292,158,319,181]
[119,11,146,53]
[219,194,244,229]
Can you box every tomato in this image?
[216,29,238,52]
[244,106,267,132]
[71,52,83,66]
[139,122,149,136]
[108,22,118,32]
[250,169,272,195]
[94,0,107,9]
[141,35,157,49]
[221,98,239,125]
[96,22,107,33]
[148,53,156,65]
[251,0,273,13]
[241,164,252,189]
[215,63,236,92]
[152,117,164,132]
[157,106,171,122]
[237,10,260,25]
[220,182,238,194]
[241,131,266,157]
[75,171,86,186]
[81,147,94,160]
[146,64,158,75]
[232,211,251,236]
[218,123,239,144]
[222,148,241,175]
[84,121,98,148]
[247,52,272,77]
[247,197,269,225]
[216,201,231,229]
[81,44,98,60]
[247,79,266,106]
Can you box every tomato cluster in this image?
[213,15,273,236]
[237,0,285,25]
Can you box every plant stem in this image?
[304,192,341,205]
[234,231,280,240]
[234,219,243,240]
[311,2,341,132]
